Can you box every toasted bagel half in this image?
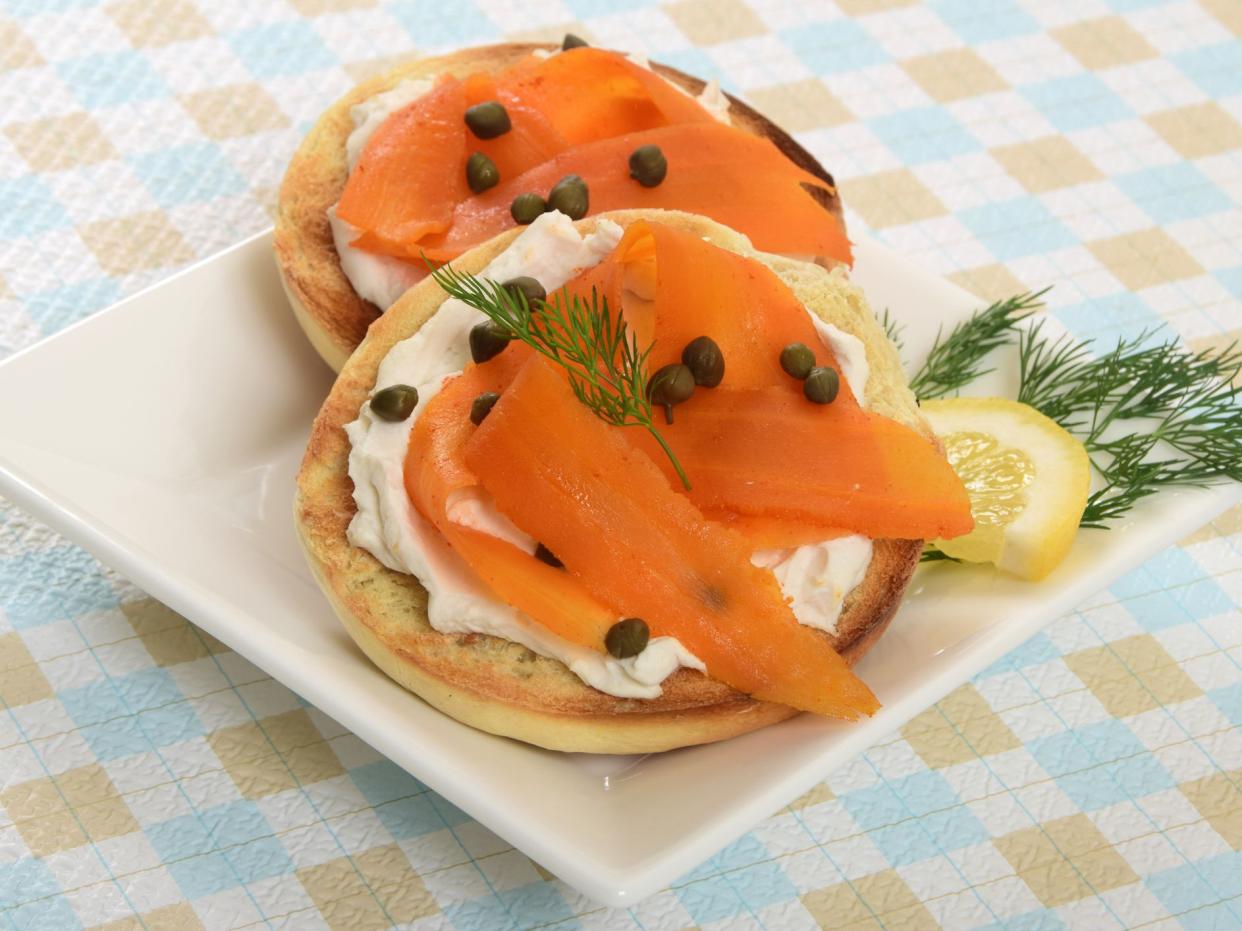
[296,210,922,754]
[274,42,846,372]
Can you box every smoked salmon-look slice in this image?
[704,513,850,550]
[403,347,617,649]
[497,47,715,145]
[420,122,851,263]
[336,77,469,256]
[630,387,975,541]
[571,220,858,394]
[461,73,568,181]
[463,356,880,719]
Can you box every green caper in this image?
[370,384,419,422]
[465,151,499,194]
[470,391,500,425]
[780,342,815,379]
[681,336,724,388]
[804,366,840,404]
[648,363,696,424]
[547,174,589,220]
[628,144,667,188]
[561,33,588,50]
[534,543,563,568]
[502,275,546,308]
[510,192,547,224]
[605,617,649,658]
[464,101,511,139]
[469,320,511,363]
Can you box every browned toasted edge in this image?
[294,210,920,755]
[273,42,846,373]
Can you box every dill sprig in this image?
[909,288,1049,399]
[1017,322,1242,527]
[430,262,691,490]
[910,289,1242,528]
[879,307,904,352]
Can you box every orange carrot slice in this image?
[403,347,617,649]
[418,122,851,264]
[628,386,974,541]
[463,356,879,718]
[337,76,469,256]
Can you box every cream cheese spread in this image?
[344,210,876,698]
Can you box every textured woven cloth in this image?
[1,1,1240,929]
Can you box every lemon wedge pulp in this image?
[921,397,1091,581]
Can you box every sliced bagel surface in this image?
[274,42,846,372]
[295,210,917,754]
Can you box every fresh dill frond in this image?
[879,307,904,352]
[909,288,1049,400]
[429,262,691,489]
[920,548,960,563]
[1017,322,1242,527]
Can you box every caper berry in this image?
[780,342,815,380]
[510,192,547,224]
[534,543,563,568]
[465,151,499,194]
[648,363,696,423]
[562,33,588,49]
[469,320,512,363]
[502,275,546,308]
[547,174,589,220]
[605,617,649,659]
[470,391,500,425]
[681,335,724,388]
[370,384,419,422]
[464,101,511,139]
[628,144,668,188]
[804,366,840,404]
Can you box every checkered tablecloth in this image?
[1,1,1239,928]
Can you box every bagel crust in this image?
[296,210,924,754]
[273,42,846,372]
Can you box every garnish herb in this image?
[909,292,1242,528]
[879,307,904,352]
[429,260,692,489]
[909,288,1049,400]
[1016,322,1242,528]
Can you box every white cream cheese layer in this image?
[345,215,877,697]
[751,535,873,636]
[329,57,729,311]
[346,213,705,699]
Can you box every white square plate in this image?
[0,231,1235,906]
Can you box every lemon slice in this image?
[921,397,1091,580]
